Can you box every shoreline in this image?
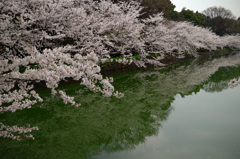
[32,48,238,91]
[101,48,237,76]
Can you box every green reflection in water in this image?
[99,86,240,159]
[1,53,240,159]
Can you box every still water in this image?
[1,53,240,159]
[96,84,240,159]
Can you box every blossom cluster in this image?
[115,58,133,65]
[1,45,122,112]
[0,122,39,141]
[0,81,43,113]
[142,13,240,58]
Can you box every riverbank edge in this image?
[100,48,238,76]
[31,48,238,91]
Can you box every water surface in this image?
[95,84,240,159]
[1,53,240,159]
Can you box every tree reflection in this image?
[1,53,240,159]
[203,66,240,92]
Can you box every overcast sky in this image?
[170,0,240,18]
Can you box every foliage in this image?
[202,6,240,36]
[203,15,240,36]
[178,8,205,26]
[139,0,176,19]
[110,0,176,19]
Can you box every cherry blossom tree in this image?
[142,13,240,58]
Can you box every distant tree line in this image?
[178,6,240,36]
[111,0,240,36]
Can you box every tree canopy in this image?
[202,6,240,36]
[110,0,177,19]
[202,6,236,19]
[177,8,205,26]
